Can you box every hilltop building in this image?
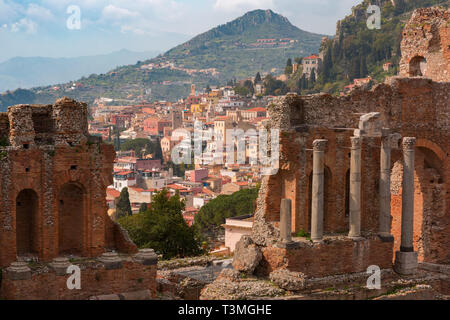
[301,54,322,79]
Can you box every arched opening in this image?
[58,183,85,255]
[409,56,427,77]
[16,189,39,256]
[390,146,446,263]
[307,166,332,233]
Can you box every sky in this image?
[0,0,362,62]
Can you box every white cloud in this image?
[214,0,274,12]
[0,0,21,22]
[26,4,55,21]
[11,18,38,34]
[101,5,139,21]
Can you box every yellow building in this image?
[190,104,207,113]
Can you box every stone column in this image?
[99,252,123,270]
[311,139,327,243]
[280,199,292,242]
[348,136,362,239]
[378,132,394,241]
[135,249,158,266]
[395,137,418,275]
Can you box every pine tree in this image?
[116,187,132,218]
[255,72,262,84]
[285,58,293,75]
[323,44,333,80]
[154,137,163,160]
[310,68,316,83]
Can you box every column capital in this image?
[312,139,328,152]
[402,137,416,150]
[388,133,403,149]
[351,136,362,148]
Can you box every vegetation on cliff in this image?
[288,0,449,95]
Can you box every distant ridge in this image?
[0,9,324,110]
[0,49,160,93]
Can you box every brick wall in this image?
[257,77,449,265]
[0,98,137,267]
[257,237,393,278]
[0,261,156,300]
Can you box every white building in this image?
[222,215,254,252]
[113,171,137,192]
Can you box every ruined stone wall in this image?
[0,260,156,300]
[0,98,137,268]
[399,7,450,81]
[254,77,449,264]
[256,237,393,278]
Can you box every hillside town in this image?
[88,82,276,253]
[0,1,448,305]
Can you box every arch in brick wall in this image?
[58,183,86,255]
[15,189,39,256]
[390,144,447,263]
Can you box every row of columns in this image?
[279,135,418,274]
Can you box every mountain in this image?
[162,9,324,80]
[302,0,450,94]
[0,9,324,111]
[0,49,160,93]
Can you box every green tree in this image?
[116,187,132,218]
[108,126,112,142]
[120,138,155,157]
[285,58,293,75]
[139,203,148,213]
[264,75,289,96]
[360,55,368,78]
[154,137,163,160]
[118,189,203,259]
[194,187,259,236]
[254,72,262,84]
[310,68,316,83]
[243,80,255,95]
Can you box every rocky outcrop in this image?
[200,276,285,300]
[232,236,262,274]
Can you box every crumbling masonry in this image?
[228,7,449,284]
[0,97,157,299]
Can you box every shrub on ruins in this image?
[194,187,259,236]
[118,189,204,259]
[116,187,132,218]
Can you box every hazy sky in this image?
[0,0,362,62]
